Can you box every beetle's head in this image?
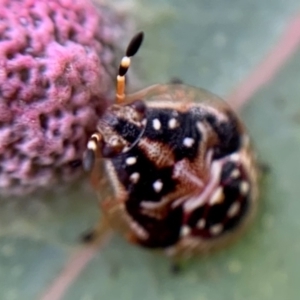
[83,32,145,172]
[97,99,147,157]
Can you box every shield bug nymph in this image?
[83,32,259,259]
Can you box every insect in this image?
[83,32,259,259]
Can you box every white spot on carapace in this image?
[227,202,240,218]
[180,225,191,237]
[209,187,224,205]
[129,172,140,183]
[196,219,206,229]
[152,118,161,130]
[229,153,240,162]
[240,181,250,196]
[126,156,137,165]
[168,118,178,129]
[153,179,163,193]
[210,223,223,235]
[183,137,195,148]
[231,168,240,178]
[141,118,147,126]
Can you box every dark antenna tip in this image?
[126,31,144,57]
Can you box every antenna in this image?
[116,31,144,103]
[83,32,145,172]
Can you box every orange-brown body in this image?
[89,84,258,258]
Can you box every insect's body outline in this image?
[84,33,259,258]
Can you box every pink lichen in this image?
[0,0,124,195]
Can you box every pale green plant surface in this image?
[1,1,300,299]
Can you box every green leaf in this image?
[1,0,300,299]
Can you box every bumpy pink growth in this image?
[0,0,123,195]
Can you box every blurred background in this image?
[1,0,300,299]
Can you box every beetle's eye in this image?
[129,99,146,115]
